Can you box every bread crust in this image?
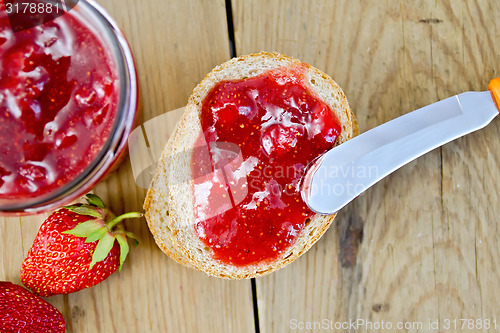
[144,52,358,279]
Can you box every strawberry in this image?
[0,281,66,332]
[21,194,141,297]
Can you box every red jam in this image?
[193,66,341,266]
[0,8,118,199]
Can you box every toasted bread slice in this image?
[144,52,358,279]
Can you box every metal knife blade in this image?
[302,88,499,215]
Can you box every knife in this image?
[301,78,500,215]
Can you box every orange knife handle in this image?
[488,78,500,113]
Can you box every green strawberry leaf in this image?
[63,205,103,219]
[85,227,108,243]
[62,220,103,238]
[85,194,106,209]
[89,232,115,269]
[123,231,139,246]
[115,234,129,272]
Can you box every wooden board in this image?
[1,1,500,332]
[0,1,256,332]
[233,0,500,332]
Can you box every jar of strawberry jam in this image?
[0,1,138,214]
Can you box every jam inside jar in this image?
[0,1,137,214]
[193,66,342,266]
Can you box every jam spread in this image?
[0,6,118,199]
[193,66,341,266]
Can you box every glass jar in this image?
[0,0,138,214]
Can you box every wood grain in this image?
[0,0,256,332]
[233,0,500,332]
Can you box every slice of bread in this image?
[144,52,359,279]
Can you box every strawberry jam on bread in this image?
[144,52,358,278]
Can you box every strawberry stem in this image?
[62,194,143,274]
[107,212,143,230]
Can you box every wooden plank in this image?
[0,0,256,332]
[233,0,500,332]
[439,0,500,327]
